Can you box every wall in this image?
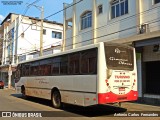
[143,45,160,62]
[64,0,138,49]
[140,0,160,32]
[2,15,63,64]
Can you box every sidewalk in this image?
[3,86,16,91]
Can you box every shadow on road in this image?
[62,104,127,117]
[11,93,52,106]
[11,93,127,117]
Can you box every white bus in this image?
[15,42,137,108]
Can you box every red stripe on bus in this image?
[98,90,138,104]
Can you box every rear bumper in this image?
[98,90,138,104]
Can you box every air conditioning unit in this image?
[153,44,160,53]
[139,23,150,34]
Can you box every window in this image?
[111,0,128,19]
[60,56,68,74]
[66,19,73,29]
[52,31,62,39]
[81,11,92,30]
[69,53,80,74]
[39,59,52,76]
[52,57,61,75]
[98,5,103,14]
[52,62,60,75]
[43,29,46,35]
[19,48,98,76]
[81,49,97,74]
[30,62,39,76]
[22,63,30,76]
[105,45,134,70]
[154,0,160,4]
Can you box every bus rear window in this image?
[105,45,134,70]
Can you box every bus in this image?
[15,42,138,108]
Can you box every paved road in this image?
[0,89,160,120]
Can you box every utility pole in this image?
[8,64,12,89]
[39,6,44,56]
[26,3,44,56]
[8,32,12,89]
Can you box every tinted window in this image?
[30,62,39,76]
[52,57,61,75]
[105,45,134,70]
[22,63,30,76]
[81,49,97,74]
[155,0,160,4]
[69,53,80,74]
[39,59,52,76]
[60,56,68,74]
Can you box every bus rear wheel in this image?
[52,90,61,109]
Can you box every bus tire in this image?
[21,86,27,99]
[52,90,61,109]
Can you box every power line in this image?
[45,0,83,19]
[2,0,41,42]
[64,5,160,42]
[16,16,160,56]
[2,0,84,57]
[4,1,160,57]
[64,19,160,49]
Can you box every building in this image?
[0,13,63,87]
[63,0,160,104]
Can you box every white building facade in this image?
[0,13,63,86]
[63,0,160,104]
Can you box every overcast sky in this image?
[0,0,73,24]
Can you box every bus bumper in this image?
[98,90,138,104]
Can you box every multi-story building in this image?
[63,0,160,103]
[0,13,63,86]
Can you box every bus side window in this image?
[89,57,97,73]
[52,62,60,75]
[30,62,39,76]
[69,53,80,74]
[60,55,68,75]
[81,49,97,74]
[39,59,52,76]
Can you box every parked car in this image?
[0,81,4,89]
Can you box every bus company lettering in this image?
[119,61,132,66]
[109,57,132,66]
[115,75,130,79]
[109,57,128,62]
[114,80,130,82]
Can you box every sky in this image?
[0,0,73,24]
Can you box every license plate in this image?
[119,87,125,91]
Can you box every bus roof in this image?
[18,42,100,64]
[18,42,134,65]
